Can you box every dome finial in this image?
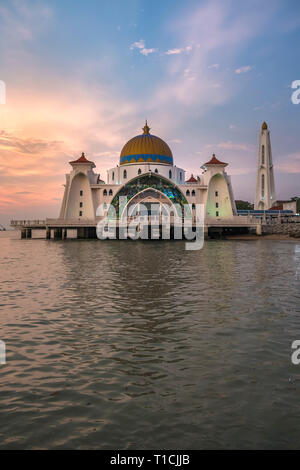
[262,121,268,130]
[143,120,150,135]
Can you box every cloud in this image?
[130,39,145,50]
[165,45,193,55]
[0,0,52,42]
[146,0,273,124]
[275,153,300,174]
[140,48,157,56]
[214,141,254,151]
[0,130,63,154]
[0,78,141,217]
[130,39,157,56]
[235,65,253,74]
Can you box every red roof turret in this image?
[205,154,227,166]
[69,152,95,167]
[186,174,198,183]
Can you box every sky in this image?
[0,0,300,226]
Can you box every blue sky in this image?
[0,0,299,223]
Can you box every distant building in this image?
[272,200,297,213]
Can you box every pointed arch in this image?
[109,172,188,218]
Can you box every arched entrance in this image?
[109,172,189,219]
[121,187,181,224]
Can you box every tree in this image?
[291,197,300,213]
[235,200,254,210]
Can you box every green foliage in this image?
[235,200,254,210]
[291,197,300,212]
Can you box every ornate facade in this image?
[59,123,237,222]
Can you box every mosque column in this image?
[54,228,62,239]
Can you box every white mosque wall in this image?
[59,156,238,221]
[65,172,94,219]
[205,173,234,218]
[107,163,185,186]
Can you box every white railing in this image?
[205,216,258,226]
[45,218,97,226]
[11,220,46,226]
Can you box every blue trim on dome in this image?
[120,154,173,165]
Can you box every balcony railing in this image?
[11,220,46,226]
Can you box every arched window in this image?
[261,174,265,198]
[123,169,127,179]
[155,168,158,173]
[262,145,265,165]
[191,190,195,197]
[112,171,115,181]
[186,190,190,196]
[109,189,113,196]
[169,170,172,179]
[138,168,142,175]
[103,189,107,196]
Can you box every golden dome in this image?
[262,121,268,130]
[120,122,173,165]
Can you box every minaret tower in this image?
[254,122,276,210]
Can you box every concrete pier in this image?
[10,216,263,240]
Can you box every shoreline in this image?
[225,233,299,241]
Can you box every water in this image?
[0,231,300,449]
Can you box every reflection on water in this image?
[0,231,300,449]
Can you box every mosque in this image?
[13,120,294,239]
[59,121,237,224]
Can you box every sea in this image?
[0,230,300,449]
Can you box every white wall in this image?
[107,163,185,185]
[66,172,94,219]
[205,173,233,217]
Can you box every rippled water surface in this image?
[0,231,300,449]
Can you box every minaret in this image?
[254,122,276,210]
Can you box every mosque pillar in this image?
[256,224,262,236]
[77,227,85,239]
[54,228,62,239]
